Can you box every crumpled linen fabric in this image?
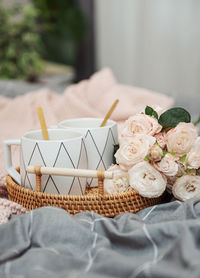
[0,199,200,277]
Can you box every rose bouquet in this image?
[104,106,200,201]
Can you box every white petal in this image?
[128,161,166,198]
[172,175,200,201]
[104,166,129,194]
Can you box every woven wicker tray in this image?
[6,167,163,217]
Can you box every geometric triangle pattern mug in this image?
[58,118,118,187]
[4,129,88,195]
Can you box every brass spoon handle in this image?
[100,99,119,127]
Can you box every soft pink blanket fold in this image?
[0,68,173,187]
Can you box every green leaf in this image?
[162,150,167,158]
[185,169,196,175]
[113,144,119,164]
[158,107,191,128]
[145,106,158,119]
[194,115,200,126]
[181,154,187,163]
[144,155,150,161]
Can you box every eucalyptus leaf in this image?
[194,115,200,126]
[181,154,187,163]
[145,106,158,119]
[144,155,150,161]
[162,150,167,158]
[158,107,191,128]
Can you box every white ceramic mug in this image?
[57,118,118,187]
[4,129,88,195]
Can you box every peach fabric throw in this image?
[0,68,173,188]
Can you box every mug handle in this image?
[4,139,21,185]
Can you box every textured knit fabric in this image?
[0,198,26,224]
[0,185,7,199]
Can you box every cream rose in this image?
[187,153,200,169]
[121,114,162,137]
[167,123,198,155]
[187,137,200,169]
[153,154,178,176]
[104,164,130,194]
[154,132,167,149]
[148,145,163,161]
[172,175,200,201]
[128,161,166,198]
[115,135,155,170]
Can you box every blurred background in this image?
[0,0,199,115]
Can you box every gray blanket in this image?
[0,199,200,278]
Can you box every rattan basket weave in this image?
[6,167,162,217]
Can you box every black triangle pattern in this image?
[76,139,87,193]
[53,143,63,167]
[85,130,107,169]
[44,142,76,193]
[77,178,84,195]
[68,176,76,194]
[24,143,47,190]
[110,128,117,145]
[21,147,33,190]
[86,128,117,187]
[53,143,75,168]
[96,128,113,169]
[101,128,117,169]
[24,173,33,190]
[28,143,47,166]
[22,141,86,194]
[43,175,60,194]
[76,139,88,168]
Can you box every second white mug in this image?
[57,118,118,187]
